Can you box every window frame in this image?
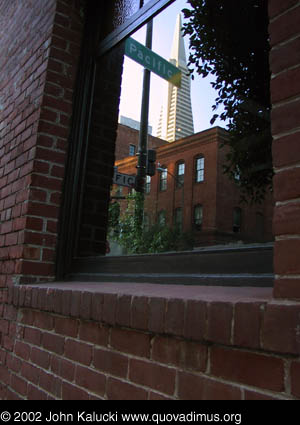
[195,155,205,183]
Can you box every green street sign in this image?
[125,37,181,88]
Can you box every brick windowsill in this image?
[8,281,300,356]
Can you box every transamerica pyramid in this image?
[156,13,194,142]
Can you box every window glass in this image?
[194,204,203,230]
[195,156,204,182]
[105,0,273,259]
[176,162,185,187]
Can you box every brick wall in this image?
[270,0,300,299]
[0,0,85,286]
[0,283,299,400]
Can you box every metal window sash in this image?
[97,0,175,56]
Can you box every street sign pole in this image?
[135,19,153,227]
[136,19,153,196]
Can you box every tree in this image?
[182,0,272,203]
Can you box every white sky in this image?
[119,0,226,136]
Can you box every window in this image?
[159,166,167,191]
[174,207,182,231]
[233,207,242,233]
[194,204,203,230]
[129,144,136,156]
[195,156,204,182]
[157,210,166,227]
[176,161,185,188]
[145,175,151,194]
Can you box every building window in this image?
[233,207,242,233]
[159,166,167,191]
[144,213,150,232]
[194,204,203,230]
[157,210,166,227]
[129,144,136,156]
[176,161,185,188]
[174,207,182,231]
[195,156,205,182]
[145,175,151,194]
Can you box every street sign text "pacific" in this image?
[125,37,181,88]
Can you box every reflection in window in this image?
[129,144,136,156]
[176,161,185,188]
[145,175,151,194]
[157,210,166,227]
[159,166,167,191]
[195,156,204,182]
[256,212,264,237]
[144,213,150,232]
[174,207,182,231]
[233,207,242,233]
[194,204,203,230]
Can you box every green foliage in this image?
[108,193,194,254]
[182,0,273,203]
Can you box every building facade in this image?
[0,0,300,401]
[114,126,273,246]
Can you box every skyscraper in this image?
[156,14,194,142]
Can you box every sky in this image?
[118,0,226,136]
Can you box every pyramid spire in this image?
[156,13,194,142]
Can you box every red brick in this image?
[273,130,300,169]
[30,347,50,369]
[262,304,300,354]
[23,327,42,346]
[54,317,79,338]
[273,203,300,236]
[78,321,109,346]
[207,301,233,345]
[39,370,61,397]
[75,365,106,396]
[178,371,242,400]
[11,374,27,396]
[244,390,281,400]
[80,291,92,320]
[165,298,185,336]
[116,294,132,327]
[21,362,40,385]
[268,0,299,19]
[129,358,176,395]
[152,336,183,367]
[148,297,166,334]
[234,302,263,349]
[42,332,65,355]
[50,356,75,382]
[273,278,300,300]
[62,382,89,400]
[131,296,148,330]
[34,311,54,330]
[65,339,92,365]
[210,346,285,392]
[291,361,300,398]
[14,341,30,361]
[107,377,148,400]
[27,384,48,400]
[93,348,128,378]
[270,38,300,75]
[274,168,300,202]
[269,6,300,47]
[271,67,300,105]
[90,292,103,321]
[274,239,300,275]
[184,300,207,341]
[110,328,150,358]
[102,293,117,325]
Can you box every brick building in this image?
[0,0,300,401]
[114,125,273,246]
